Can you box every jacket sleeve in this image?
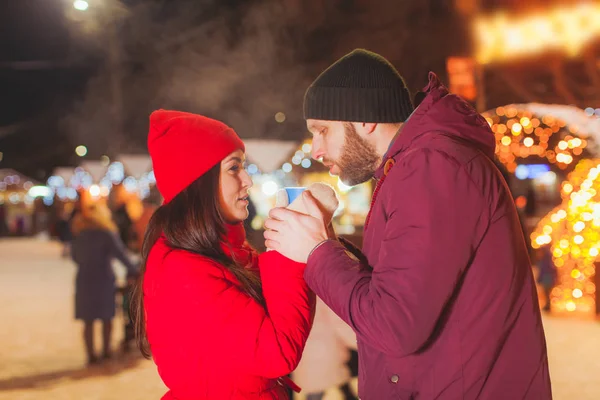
[305,149,487,357]
[162,250,315,379]
[108,232,138,277]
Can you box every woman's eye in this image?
[230,165,240,172]
[320,128,327,135]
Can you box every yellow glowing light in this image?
[75,145,88,157]
[563,183,574,194]
[474,4,600,64]
[573,221,585,232]
[571,269,581,279]
[275,112,286,123]
[73,0,89,11]
[532,159,600,315]
[553,248,563,258]
[555,258,564,268]
[543,225,552,235]
[488,107,585,177]
[557,210,567,219]
[89,184,100,198]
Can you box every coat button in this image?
[390,374,399,384]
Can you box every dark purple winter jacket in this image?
[305,73,552,400]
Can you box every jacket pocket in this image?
[384,357,417,400]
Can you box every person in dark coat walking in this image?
[536,245,557,312]
[71,203,137,365]
[56,209,73,258]
[113,202,134,249]
[265,50,552,399]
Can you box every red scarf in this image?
[220,223,259,273]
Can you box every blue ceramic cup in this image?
[284,187,306,204]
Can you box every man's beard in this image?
[326,123,381,186]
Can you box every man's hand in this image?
[264,191,329,263]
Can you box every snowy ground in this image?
[0,238,599,400]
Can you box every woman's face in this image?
[219,149,253,224]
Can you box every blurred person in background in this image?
[265,49,552,399]
[0,204,9,236]
[14,215,25,236]
[292,298,358,400]
[71,203,138,365]
[56,208,73,258]
[132,110,315,399]
[132,195,160,253]
[112,199,134,250]
[118,272,138,353]
[535,245,556,313]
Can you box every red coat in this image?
[144,224,315,399]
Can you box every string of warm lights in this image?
[531,159,600,314]
[483,106,588,173]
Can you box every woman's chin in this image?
[225,210,249,225]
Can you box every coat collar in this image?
[374,72,448,179]
[221,223,256,268]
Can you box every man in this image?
[264,49,552,399]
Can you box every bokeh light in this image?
[531,159,600,314]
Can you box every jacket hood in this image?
[376,72,495,178]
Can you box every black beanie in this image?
[304,49,414,123]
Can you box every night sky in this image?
[0,0,511,181]
[0,1,95,179]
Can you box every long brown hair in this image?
[131,164,264,358]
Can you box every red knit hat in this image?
[148,110,245,204]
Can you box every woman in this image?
[132,110,315,399]
[71,202,137,365]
